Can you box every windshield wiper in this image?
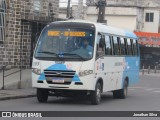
[62,53,87,61]
[38,51,55,54]
[37,51,63,60]
[37,51,86,61]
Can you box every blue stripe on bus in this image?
[125,31,137,39]
[38,64,81,82]
[121,57,140,88]
[38,72,46,81]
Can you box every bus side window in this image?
[130,39,134,55]
[113,36,120,55]
[109,36,114,55]
[124,38,129,55]
[97,33,105,57]
[126,38,133,55]
[136,40,139,55]
[98,35,105,52]
[120,37,126,55]
[105,35,112,55]
[133,39,138,55]
[117,37,121,55]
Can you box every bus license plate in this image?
[52,78,64,83]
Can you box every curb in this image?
[0,94,36,101]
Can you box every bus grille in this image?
[44,70,76,84]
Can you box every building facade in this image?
[0,0,60,69]
[72,0,160,33]
[70,0,160,68]
[135,32,160,68]
[59,7,68,19]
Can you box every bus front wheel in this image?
[37,88,49,103]
[113,80,128,99]
[90,82,102,105]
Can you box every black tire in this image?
[90,82,102,105]
[113,80,128,99]
[37,88,49,103]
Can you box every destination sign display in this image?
[48,31,86,37]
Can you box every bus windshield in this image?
[35,27,95,61]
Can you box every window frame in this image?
[112,36,120,56]
[133,39,139,56]
[145,12,154,22]
[104,34,112,55]
[119,37,127,56]
[126,38,133,56]
[0,0,5,44]
[96,33,139,57]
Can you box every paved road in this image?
[0,75,160,120]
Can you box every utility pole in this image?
[73,0,84,19]
[77,0,84,19]
[96,0,107,24]
[67,0,71,18]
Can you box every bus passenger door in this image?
[95,33,106,91]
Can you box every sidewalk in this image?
[0,88,36,101]
[140,72,160,77]
[0,69,36,101]
[0,69,32,89]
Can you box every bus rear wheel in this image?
[90,82,102,105]
[37,88,49,103]
[113,80,128,99]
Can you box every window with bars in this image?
[0,0,5,44]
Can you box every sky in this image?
[59,0,87,7]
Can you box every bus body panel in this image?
[32,20,140,94]
[94,22,139,92]
[32,58,96,90]
[95,56,139,92]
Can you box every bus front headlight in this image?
[79,70,93,77]
[32,68,41,75]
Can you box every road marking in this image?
[145,88,156,91]
[128,88,135,91]
[130,87,149,89]
[153,91,160,93]
[130,87,160,90]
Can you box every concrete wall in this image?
[59,7,67,19]
[72,5,160,33]
[106,16,137,31]
[87,0,160,8]
[143,9,160,33]
[83,6,138,31]
[85,0,160,33]
[86,14,136,31]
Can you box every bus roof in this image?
[50,20,138,39]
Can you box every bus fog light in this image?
[32,68,41,75]
[79,70,93,77]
